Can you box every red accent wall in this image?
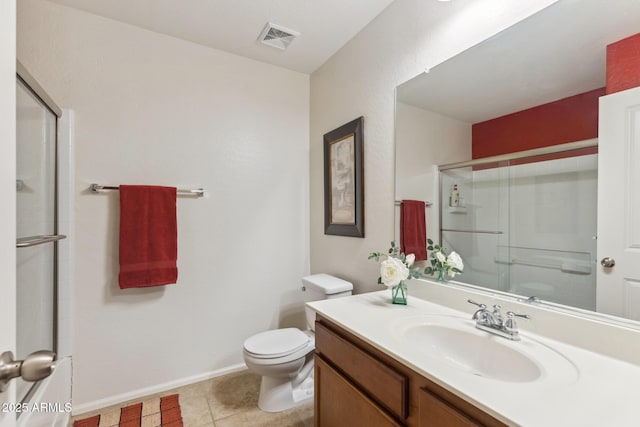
[471,88,604,159]
[607,32,640,94]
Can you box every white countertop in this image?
[308,288,640,426]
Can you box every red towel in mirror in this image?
[119,185,178,288]
[400,200,428,261]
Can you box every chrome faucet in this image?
[467,300,530,341]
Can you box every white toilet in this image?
[243,273,353,412]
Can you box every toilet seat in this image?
[244,328,310,359]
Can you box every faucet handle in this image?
[468,300,488,321]
[504,311,531,336]
[467,299,486,309]
[506,311,531,320]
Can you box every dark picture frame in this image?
[323,117,364,237]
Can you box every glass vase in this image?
[437,269,447,282]
[391,282,407,305]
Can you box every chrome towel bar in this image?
[394,200,433,207]
[16,234,67,248]
[90,183,205,197]
[441,228,503,235]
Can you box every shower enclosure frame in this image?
[438,138,598,243]
[15,61,64,406]
[437,138,598,306]
[438,139,597,171]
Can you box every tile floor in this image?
[70,370,314,427]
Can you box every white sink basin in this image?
[393,315,579,384]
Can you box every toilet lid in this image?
[244,328,310,358]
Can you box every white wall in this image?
[18,0,310,411]
[395,102,471,245]
[309,0,559,293]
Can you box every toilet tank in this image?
[302,274,353,330]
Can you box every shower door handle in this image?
[600,257,616,268]
[0,350,56,392]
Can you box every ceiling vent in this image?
[259,22,299,50]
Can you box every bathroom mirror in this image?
[395,0,640,325]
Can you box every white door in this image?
[0,1,17,426]
[597,86,640,319]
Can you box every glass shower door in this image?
[15,77,60,403]
[439,149,597,311]
[440,162,510,291]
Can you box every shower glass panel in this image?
[16,77,58,402]
[441,161,511,292]
[440,151,597,310]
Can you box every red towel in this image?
[119,185,178,289]
[400,200,428,261]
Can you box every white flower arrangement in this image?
[369,239,464,293]
[368,241,422,288]
[424,238,464,279]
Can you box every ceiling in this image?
[397,0,640,124]
[49,0,396,74]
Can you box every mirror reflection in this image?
[395,0,640,322]
[439,146,597,311]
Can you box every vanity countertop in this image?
[308,287,640,426]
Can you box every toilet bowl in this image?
[242,274,353,412]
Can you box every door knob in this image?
[0,350,56,392]
[601,257,616,268]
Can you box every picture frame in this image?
[323,117,364,237]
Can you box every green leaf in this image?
[427,246,433,250]
[377,277,383,284]
[424,267,433,274]
[368,252,383,261]
[427,238,434,244]
[390,241,396,247]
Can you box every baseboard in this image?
[72,363,247,416]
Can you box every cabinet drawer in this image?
[419,388,481,427]
[315,320,408,420]
[316,355,402,427]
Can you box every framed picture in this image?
[323,117,364,237]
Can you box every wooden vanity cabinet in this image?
[418,388,482,427]
[314,316,507,427]
[315,356,402,427]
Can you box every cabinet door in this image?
[419,388,481,427]
[315,356,402,427]
[315,321,408,419]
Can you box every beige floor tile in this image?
[214,400,313,427]
[179,394,214,426]
[206,371,261,420]
[214,406,293,427]
[284,401,314,427]
[69,370,314,427]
